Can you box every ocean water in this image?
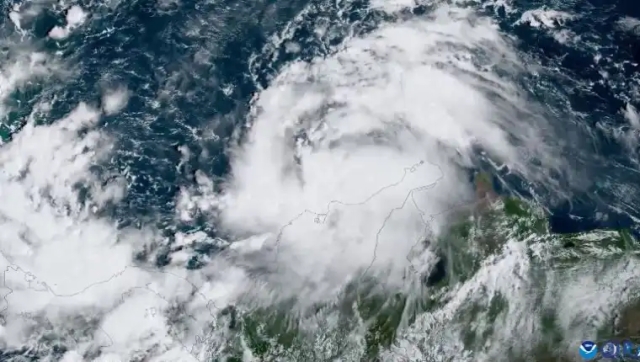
[0,0,639,360]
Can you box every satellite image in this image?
[0,0,639,360]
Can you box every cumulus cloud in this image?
[48,5,88,40]
[617,16,640,36]
[101,87,130,115]
[515,8,577,44]
[624,103,640,130]
[0,2,569,360]
[0,52,62,121]
[0,3,236,359]
[0,101,233,360]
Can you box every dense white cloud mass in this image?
[101,87,130,116]
[0,45,235,358]
[0,1,572,361]
[0,102,179,358]
[48,5,88,40]
[210,5,560,305]
[0,52,63,124]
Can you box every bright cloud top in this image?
[212,6,560,305]
[0,102,246,360]
[0,2,566,361]
[48,5,88,40]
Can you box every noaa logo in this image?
[579,341,598,360]
[622,340,634,357]
[601,341,618,359]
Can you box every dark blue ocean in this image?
[3,0,639,240]
[0,0,640,359]
[1,0,639,269]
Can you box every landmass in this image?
[1,167,637,361]
[210,172,639,361]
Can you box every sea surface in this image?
[0,0,639,360]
